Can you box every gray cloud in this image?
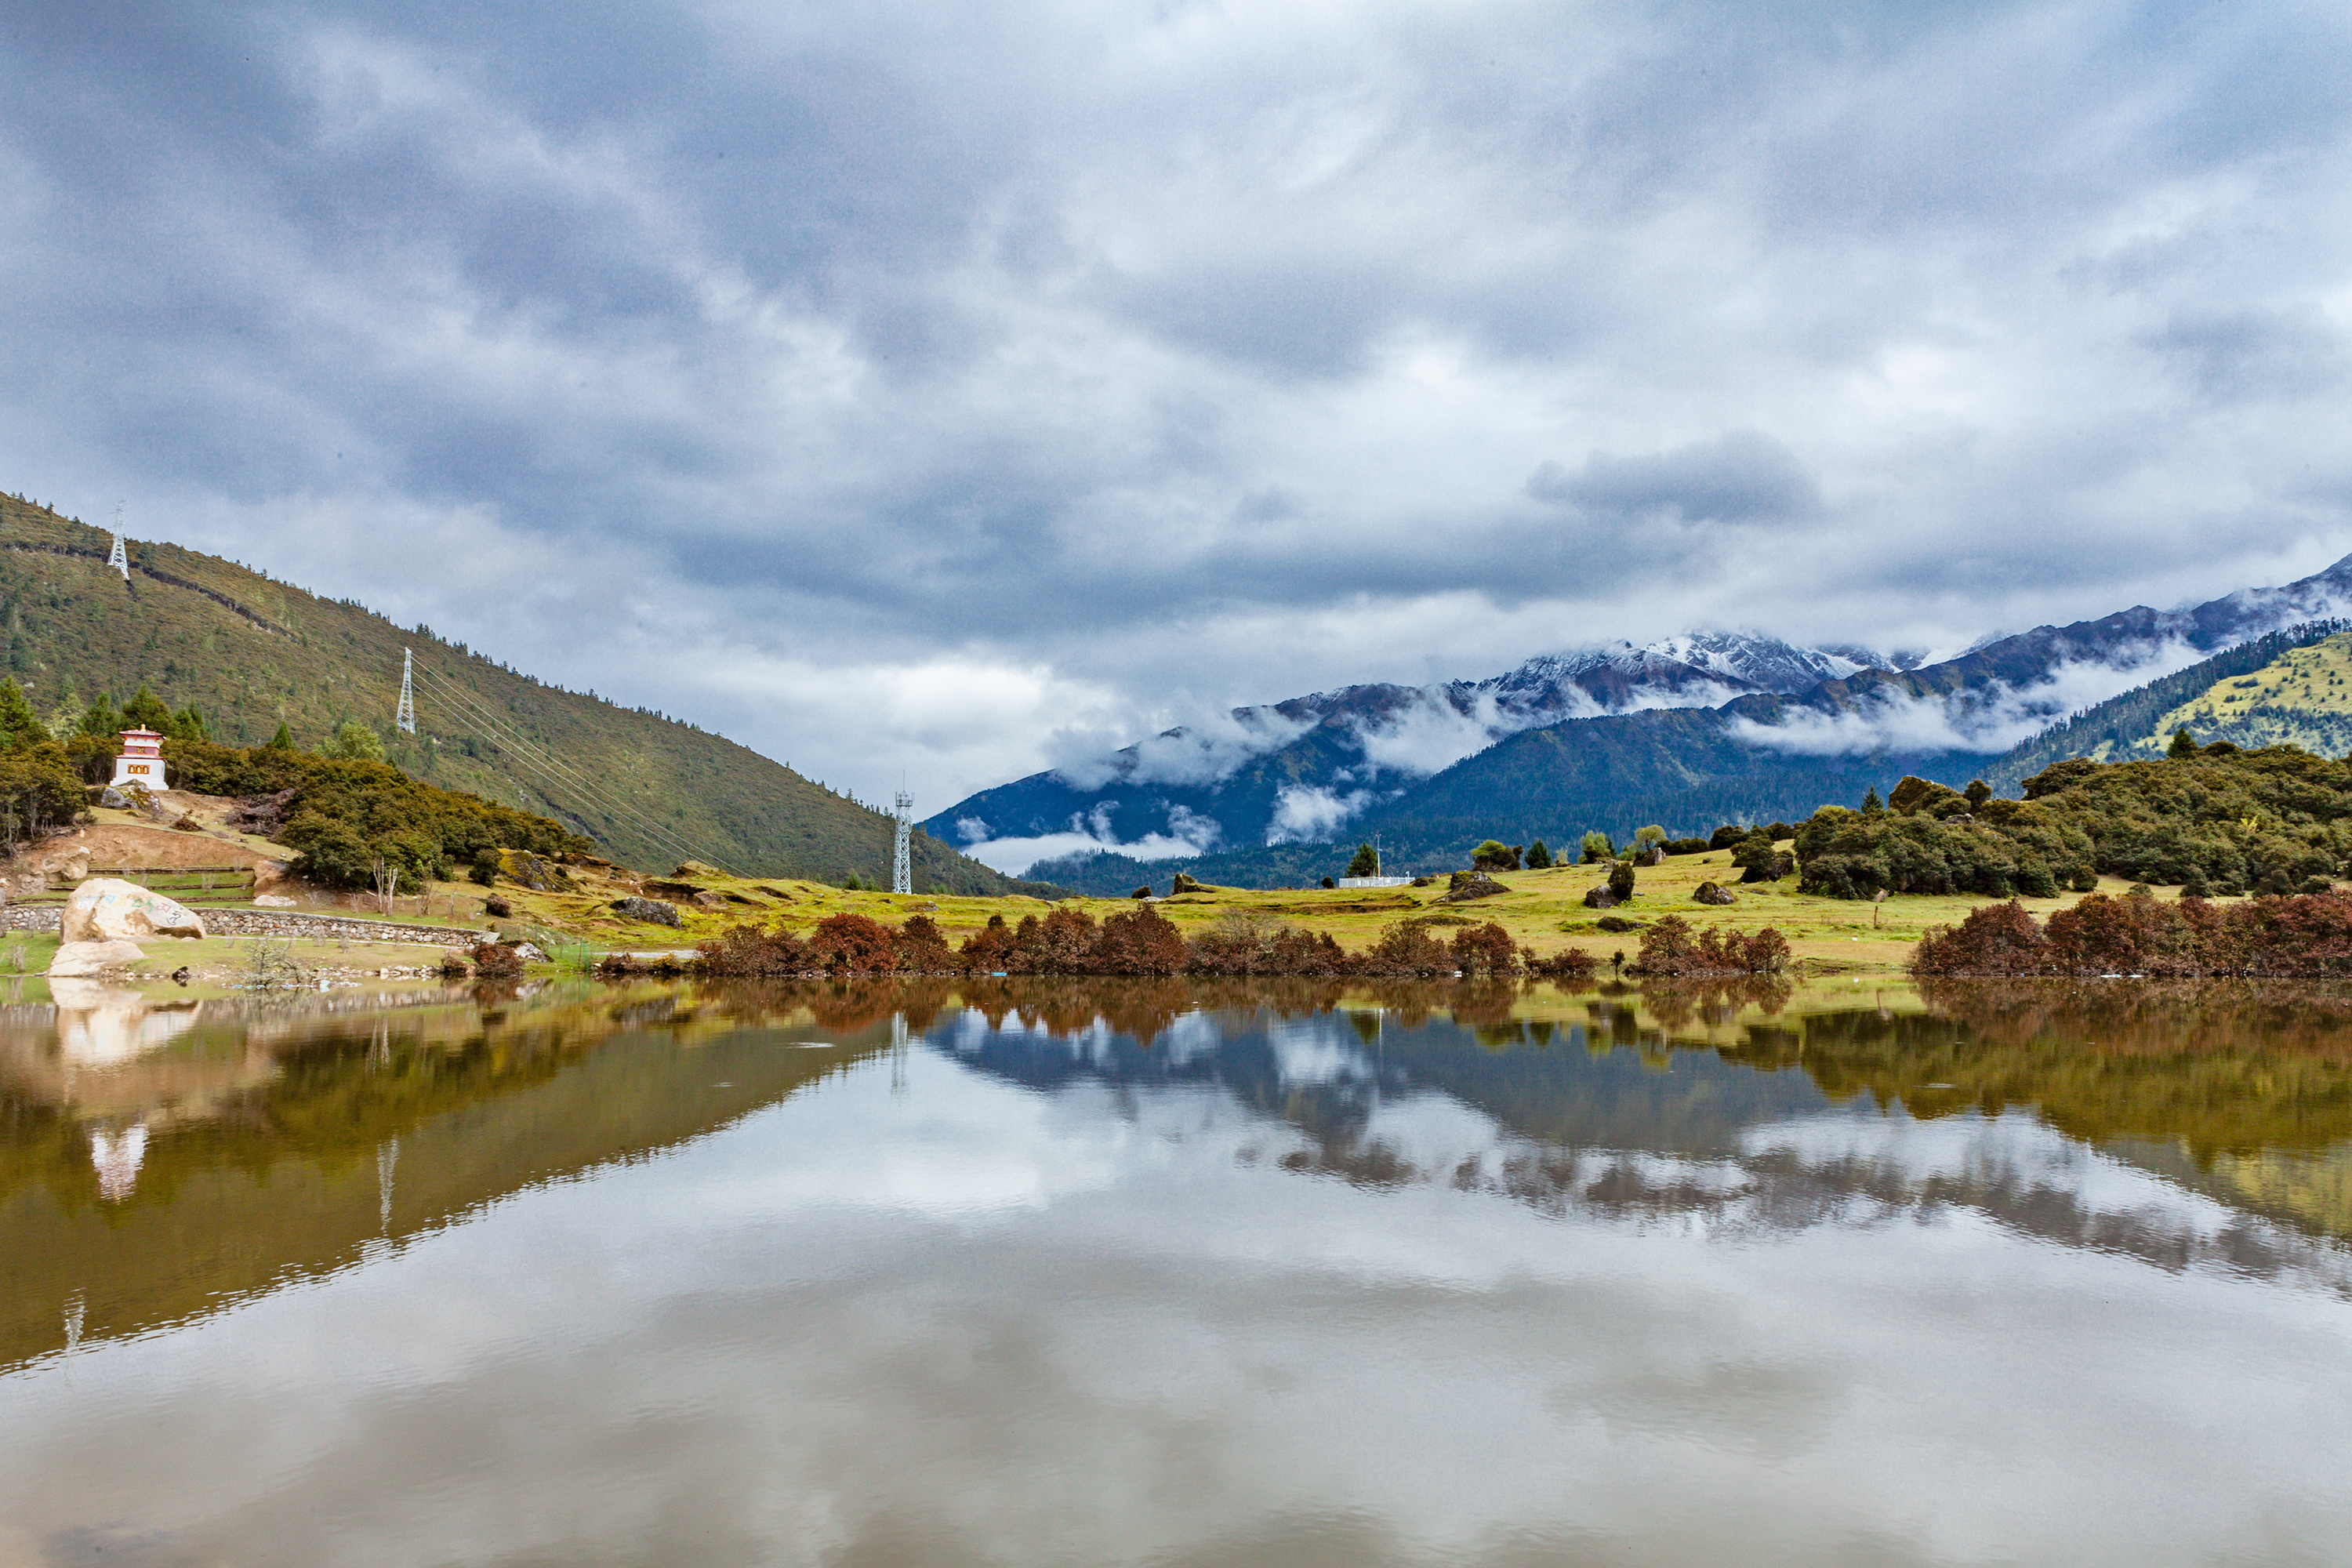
[2,0,2349,805]
[2143,307,2352,402]
[1528,432,1822,524]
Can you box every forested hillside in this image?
[0,492,1047,891]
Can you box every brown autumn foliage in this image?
[1448,921,1520,976]
[694,910,1595,980]
[804,913,899,974]
[1911,889,2352,977]
[1632,915,1792,975]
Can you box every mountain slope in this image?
[0,492,1045,892]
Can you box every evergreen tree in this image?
[264,721,296,750]
[1862,786,1885,814]
[76,691,122,739]
[1345,841,1381,877]
[0,677,47,750]
[120,684,173,732]
[1964,779,1992,810]
[1606,861,1636,902]
[2169,728,2199,759]
[1526,839,1553,869]
[327,720,387,762]
[171,704,208,742]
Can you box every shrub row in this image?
[1911,888,2352,977]
[691,906,1604,981]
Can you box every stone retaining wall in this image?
[1,905,490,949]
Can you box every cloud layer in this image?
[3,0,2350,804]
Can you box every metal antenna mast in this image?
[892,790,914,895]
[107,506,129,583]
[395,648,416,735]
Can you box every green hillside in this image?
[2151,631,2352,756]
[0,492,1049,892]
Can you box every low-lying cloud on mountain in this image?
[1726,643,2217,757]
[940,627,1930,872]
[938,552,2352,876]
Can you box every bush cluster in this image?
[1803,747,2352,900]
[694,907,1600,981]
[1632,915,1791,975]
[163,737,593,888]
[1794,810,2079,899]
[1911,888,2352,977]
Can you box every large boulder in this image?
[1443,872,1508,902]
[48,938,147,978]
[1693,881,1737,906]
[62,879,207,943]
[1582,885,1617,909]
[506,852,574,892]
[612,896,681,927]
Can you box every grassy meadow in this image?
[457,839,2220,975]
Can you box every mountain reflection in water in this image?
[2,975,2350,1565]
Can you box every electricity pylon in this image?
[396,648,416,735]
[892,791,914,895]
[107,533,128,583]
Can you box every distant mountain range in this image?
[931,554,2352,891]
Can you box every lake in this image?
[4,975,2350,1566]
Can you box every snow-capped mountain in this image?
[926,554,2352,879]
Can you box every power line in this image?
[409,665,725,874]
[408,663,741,876]
[427,691,726,877]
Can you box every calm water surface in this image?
[4,975,2351,1566]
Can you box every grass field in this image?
[460,840,2225,975]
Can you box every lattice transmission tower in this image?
[892,791,914,895]
[107,535,128,583]
[395,648,416,735]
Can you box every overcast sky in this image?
[4,0,2348,805]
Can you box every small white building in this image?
[110,728,166,792]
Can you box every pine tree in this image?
[0,677,47,750]
[77,691,122,739]
[1526,839,1553,869]
[1862,786,1884,814]
[120,684,173,731]
[2169,728,2198,759]
[1345,841,1381,877]
[264,721,296,750]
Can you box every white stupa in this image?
[109,728,166,791]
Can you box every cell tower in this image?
[395,648,416,735]
[892,790,914,895]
